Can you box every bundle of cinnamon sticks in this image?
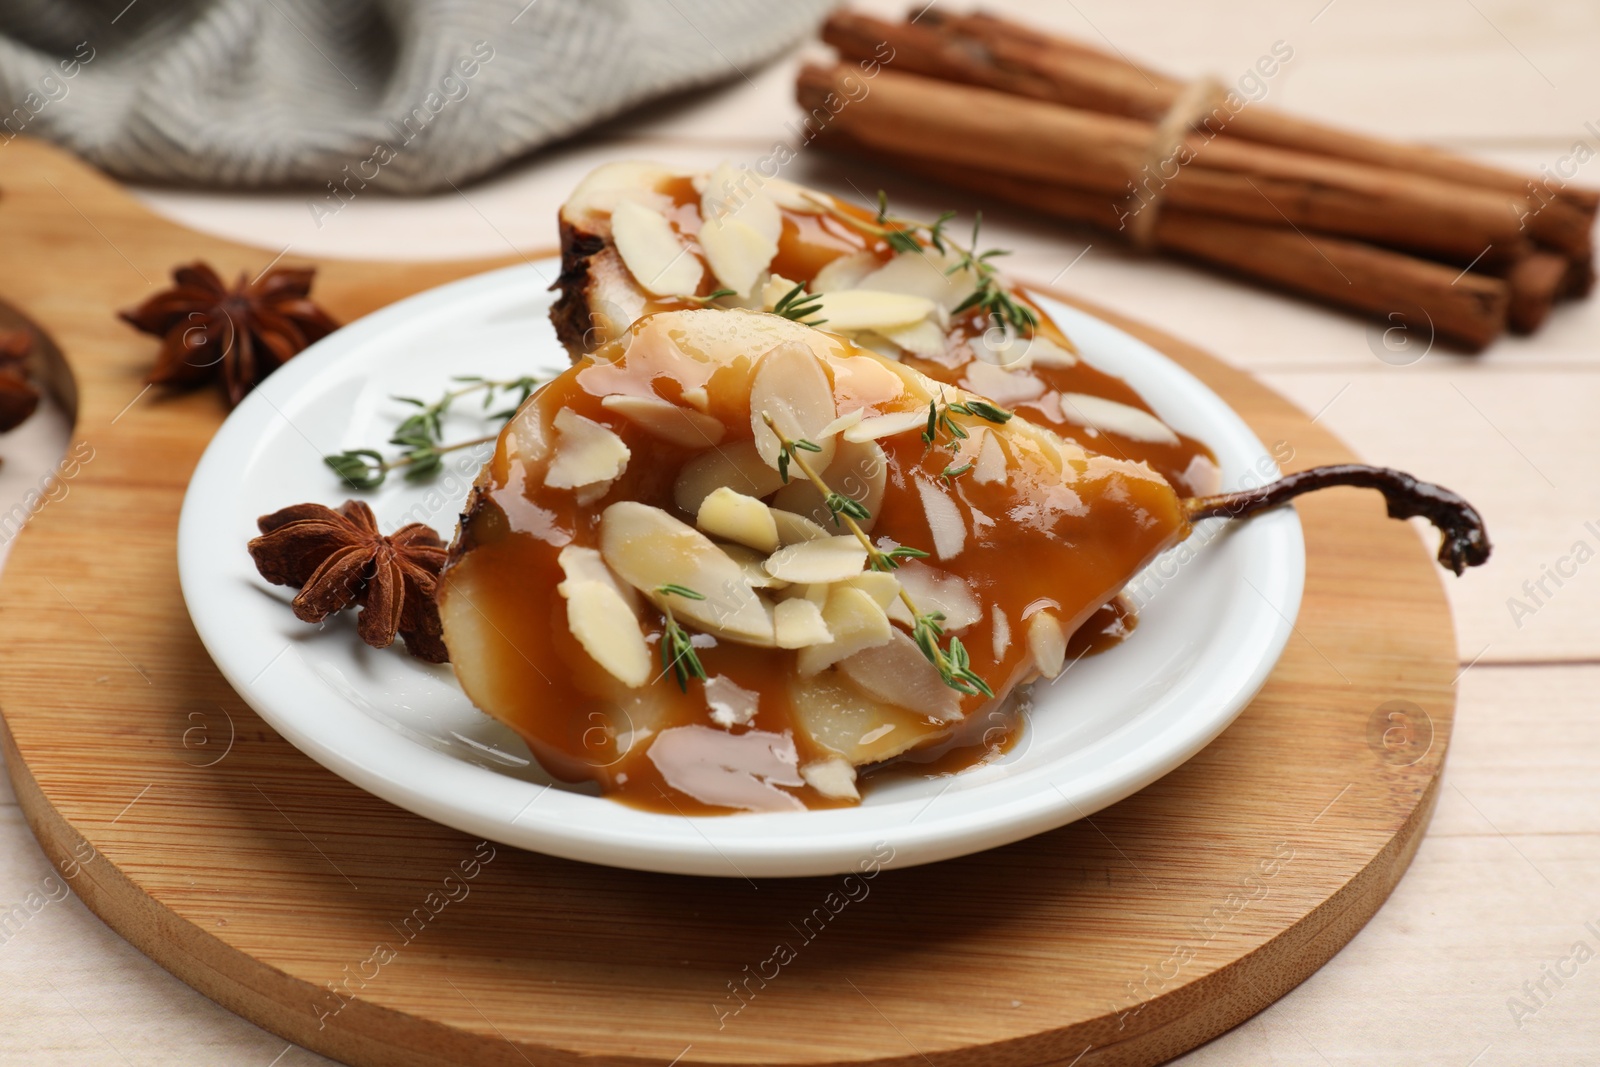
[798,10,1598,350]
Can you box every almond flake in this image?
[698,214,778,298]
[800,756,860,801]
[705,674,760,728]
[811,290,937,332]
[816,408,865,439]
[1028,610,1068,679]
[763,177,829,213]
[851,334,903,361]
[886,563,980,631]
[972,429,1007,485]
[556,545,637,606]
[760,274,801,310]
[564,161,679,222]
[573,482,612,507]
[992,603,1012,660]
[1023,334,1078,368]
[856,250,977,308]
[917,479,967,559]
[961,359,1046,405]
[610,199,704,298]
[718,543,789,589]
[843,408,927,443]
[646,726,803,812]
[600,501,775,647]
[545,408,630,491]
[1059,393,1180,446]
[697,487,780,554]
[812,250,881,292]
[749,342,838,472]
[700,162,782,245]
[971,325,1030,368]
[875,317,947,359]
[600,394,724,449]
[843,571,901,611]
[764,535,868,584]
[674,441,785,516]
[796,585,894,676]
[504,401,550,466]
[772,509,829,546]
[779,582,830,608]
[775,597,833,649]
[558,578,651,688]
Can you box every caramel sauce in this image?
[1066,596,1139,660]
[439,313,1192,814]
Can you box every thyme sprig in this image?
[804,191,1039,338]
[325,435,501,490]
[921,393,1015,452]
[941,460,974,482]
[324,375,543,489]
[771,281,827,326]
[911,615,988,697]
[655,584,708,692]
[760,411,991,698]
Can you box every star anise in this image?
[120,261,339,408]
[0,330,41,433]
[247,500,449,663]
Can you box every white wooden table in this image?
[3,1,1597,1063]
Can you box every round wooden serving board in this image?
[0,138,1457,1067]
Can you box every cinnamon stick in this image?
[1157,215,1509,352]
[1503,251,1569,334]
[799,64,1533,266]
[879,10,1600,218]
[1564,257,1595,300]
[833,139,1509,351]
[823,11,1178,122]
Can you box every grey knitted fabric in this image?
[0,0,834,192]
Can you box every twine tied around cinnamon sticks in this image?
[1123,76,1227,249]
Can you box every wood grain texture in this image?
[0,136,1460,1067]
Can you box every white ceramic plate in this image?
[178,260,1303,878]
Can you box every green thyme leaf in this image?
[868,544,930,572]
[885,229,922,254]
[825,492,871,526]
[324,449,387,490]
[951,399,1013,424]
[651,586,709,691]
[772,282,827,325]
